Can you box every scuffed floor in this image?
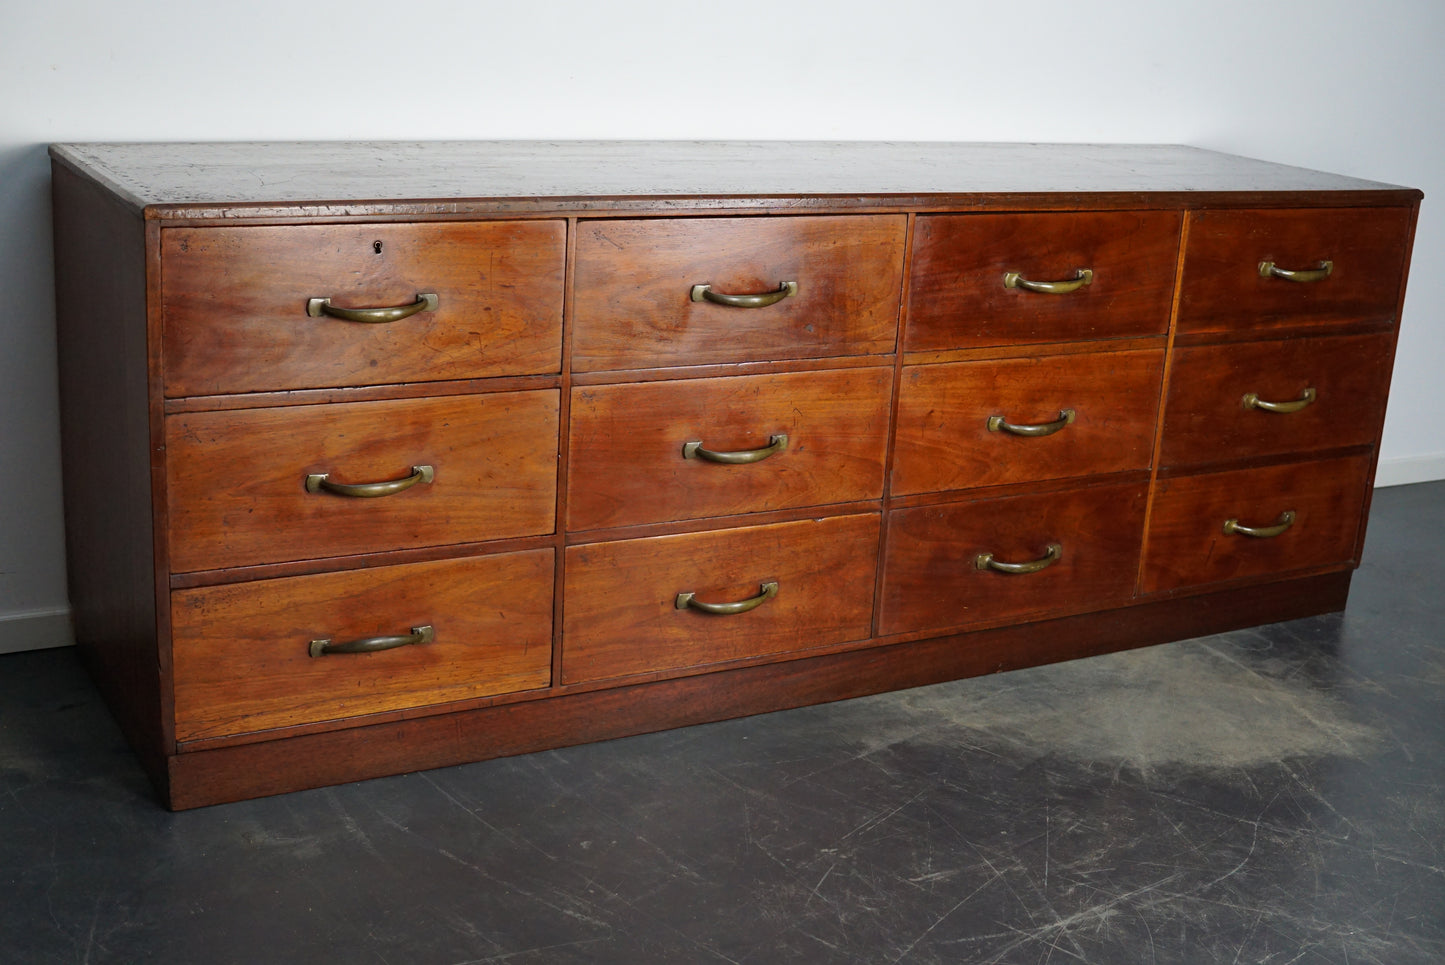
[2,482,1442,963]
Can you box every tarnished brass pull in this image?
[305,465,434,498]
[676,581,779,615]
[1243,387,1317,413]
[690,281,798,308]
[975,543,1063,574]
[682,433,788,464]
[987,409,1076,437]
[1223,510,1296,539]
[1003,268,1094,294]
[1259,260,1333,283]
[306,292,439,323]
[309,625,434,658]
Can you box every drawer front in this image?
[171,551,554,741]
[571,215,905,370]
[1140,454,1373,594]
[1176,207,1412,333]
[905,211,1180,351]
[1159,333,1395,468]
[562,514,879,684]
[891,349,1164,495]
[166,391,558,572]
[161,221,565,396]
[879,480,1147,637]
[567,368,892,531]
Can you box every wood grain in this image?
[46,141,1417,809]
[1158,332,1396,468]
[891,349,1164,495]
[162,220,565,396]
[1177,207,1414,332]
[172,551,553,741]
[879,480,1148,637]
[906,211,1180,350]
[51,162,171,788]
[164,570,1353,809]
[165,391,558,572]
[572,215,905,370]
[562,515,880,684]
[567,367,892,530]
[1141,454,1373,594]
[50,142,1419,218]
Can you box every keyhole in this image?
[373,240,383,254]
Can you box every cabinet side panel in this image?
[51,163,165,783]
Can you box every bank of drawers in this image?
[561,215,906,682]
[883,211,1177,636]
[1143,206,1413,594]
[158,204,1411,743]
[162,220,569,740]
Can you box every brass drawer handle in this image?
[676,581,779,615]
[690,281,798,308]
[987,408,1076,437]
[306,292,440,323]
[1243,387,1316,413]
[682,433,788,464]
[975,543,1063,574]
[1223,510,1296,538]
[1258,260,1332,283]
[305,464,435,498]
[1003,268,1093,294]
[309,624,434,657]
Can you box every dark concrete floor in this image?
[2,483,1442,964]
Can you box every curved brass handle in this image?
[1003,268,1093,294]
[682,433,788,464]
[305,464,434,498]
[975,543,1063,574]
[676,581,779,615]
[690,281,798,308]
[1243,387,1317,413]
[309,624,434,658]
[987,408,1076,437]
[306,292,440,323]
[1223,510,1296,538]
[1259,260,1332,283]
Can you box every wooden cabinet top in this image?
[49,141,1420,220]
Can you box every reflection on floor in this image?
[2,483,1442,964]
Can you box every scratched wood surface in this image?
[50,142,1419,220]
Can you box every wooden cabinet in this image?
[49,141,1420,808]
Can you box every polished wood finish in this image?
[567,368,892,530]
[165,570,1355,809]
[572,216,905,370]
[880,480,1148,636]
[1159,333,1395,468]
[562,515,879,684]
[1141,454,1374,594]
[891,349,1164,494]
[906,211,1180,350]
[1177,207,1414,333]
[161,221,565,396]
[49,142,1418,808]
[172,551,553,741]
[165,391,558,572]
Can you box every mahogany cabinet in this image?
[49,141,1420,808]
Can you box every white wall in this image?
[2,0,1442,651]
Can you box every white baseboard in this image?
[1375,453,1445,488]
[0,608,74,654]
